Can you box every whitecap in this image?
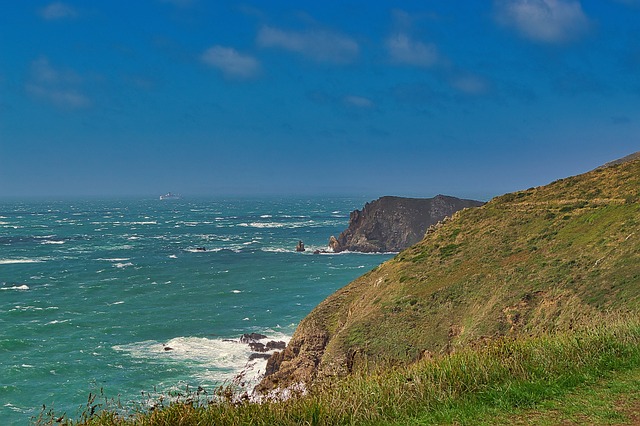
[97,258,130,262]
[4,403,28,413]
[168,254,178,259]
[113,333,291,389]
[261,247,290,253]
[237,222,286,229]
[0,259,43,265]
[41,240,65,245]
[318,250,398,256]
[45,319,70,325]
[1,285,29,291]
[181,222,200,227]
[231,290,242,294]
[114,262,133,268]
[260,215,272,218]
[184,248,222,253]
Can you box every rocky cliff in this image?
[331,195,484,253]
[257,153,640,394]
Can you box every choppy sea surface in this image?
[0,197,392,424]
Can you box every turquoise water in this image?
[0,197,392,424]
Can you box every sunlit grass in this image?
[35,316,640,425]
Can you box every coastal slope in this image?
[257,153,640,392]
[331,195,484,253]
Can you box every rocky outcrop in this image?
[328,236,340,252]
[331,195,484,253]
[255,327,330,393]
[296,241,305,252]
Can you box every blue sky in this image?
[0,1,638,200]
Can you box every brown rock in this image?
[328,235,341,252]
[255,329,330,393]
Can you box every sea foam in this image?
[1,285,30,291]
[0,259,43,265]
[113,333,291,390]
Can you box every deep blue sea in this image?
[0,197,392,424]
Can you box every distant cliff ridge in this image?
[331,195,485,253]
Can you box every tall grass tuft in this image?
[36,317,640,425]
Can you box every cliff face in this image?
[257,154,640,394]
[333,195,485,253]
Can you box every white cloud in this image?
[26,57,90,109]
[495,0,591,43]
[39,2,77,20]
[257,26,359,63]
[26,85,90,108]
[344,95,374,108]
[201,46,260,79]
[385,33,440,68]
[449,74,490,95]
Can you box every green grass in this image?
[35,317,640,425]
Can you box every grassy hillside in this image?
[38,154,640,425]
[259,154,640,390]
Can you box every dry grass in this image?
[35,316,640,425]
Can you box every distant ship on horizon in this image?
[159,192,182,200]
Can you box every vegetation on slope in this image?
[259,155,640,389]
[37,317,640,425]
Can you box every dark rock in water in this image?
[249,342,267,352]
[249,353,272,361]
[196,247,207,252]
[295,240,305,252]
[247,340,286,352]
[266,340,286,350]
[332,195,484,253]
[313,249,321,255]
[164,346,173,351]
[240,333,267,343]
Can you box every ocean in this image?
[0,197,393,424]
